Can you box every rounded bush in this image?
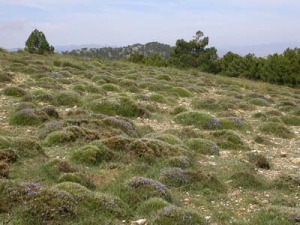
[13,138,45,158]
[137,197,171,216]
[171,105,188,115]
[101,83,120,92]
[41,105,59,118]
[281,116,300,126]
[154,205,205,225]
[39,121,65,139]
[159,167,190,187]
[42,159,76,181]
[155,74,172,81]
[126,177,172,203]
[186,138,219,155]
[145,133,183,145]
[249,98,269,106]
[71,144,113,165]
[9,109,44,126]
[0,149,18,162]
[210,130,248,150]
[58,172,95,189]
[174,111,220,129]
[43,130,75,146]
[171,87,193,97]
[166,156,191,168]
[53,91,81,107]
[259,122,294,139]
[230,172,263,189]
[149,94,169,104]
[2,86,27,97]
[248,153,270,169]
[0,72,13,83]
[0,161,9,178]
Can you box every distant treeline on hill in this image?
[62,32,300,87]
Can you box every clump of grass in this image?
[9,108,46,126]
[248,209,293,225]
[125,177,172,203]
[145,133,183,145]
[252,112,267,120]
[174,111,220,129]
[102,116,137,137]
[86,97,145,117]
[0,72,14,83]
[165,127,204,141]
[155,74,172,81]
[259,122,295,139]
[42,159,77,181]
[170,87,193,97]
[137,197,171,217]
[39,121,65,139]
[153,205,205,225]
[159,167,190,187]
[27,89,54,102]
[191,97,219,111]
[136,124,155,137]
[13,138,45,158]
[171,105,188,115]
[209,130,248,150]
[166,156,191,169]
[149,94,169,104]
[2,86,27,97]
[101,83,121,92]
[281,116,300,126]
[219,117,246,130]
[43,130,75,146]
[41,105,59,119]
[249,98,269,106]
[230,172,264,189]
[272,175,300,191]
[53,91,81,107]
[101,136,134,151]
[186,138,220,155]
[248,153,270,169]
[71,144,113,165]
[58,172,95,189]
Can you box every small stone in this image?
[262,200,269,204]
[131,219,147,225]
[280,152,287,157]
[205,216,211,221]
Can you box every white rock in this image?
[131,219,147,225]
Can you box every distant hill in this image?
[62,42,173,60]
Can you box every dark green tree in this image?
[25,29,54,54]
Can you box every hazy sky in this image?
[0,0,299,54]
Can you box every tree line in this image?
[23,29,300,87]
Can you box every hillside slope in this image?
[0,51,299,224]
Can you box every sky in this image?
[0,0,299,55]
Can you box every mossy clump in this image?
[0,149,18,162]
[155,74,172,81]
[191,97,220,111]
[29,89,54,102]
[39,121,65,139]
[102,116,137,137]
[136,124,155,137]
[43,130,75,146]
[9,109,46,126]
[58,172,95,189]
[41,105,59,119]
[153,205,205,225]
[128,138,181,160]
[42,159,77,181]
[166,156,191,169]
[87,97,144,117]
[171,105,188,115]
[210,130,248,150]
[219,117,246,130]
[186,138,219,155]
[2,86,27,97]
[252,112,267,120]
[13,138,45,158]
[101,83,121,92]
[71,144,113,165]
[53,91,81,107]
[281,116,300,126]
[170,87,193,97]
[101,136,134,151]
[0,72,14,83]
[249,98,269,106]
[230,172,264,189]
[126,177,172,203]
[174,111,220,129]
[137,197,171,217]
[259,122,295,139]
[248,153,270,169]
[165,127,204,141]
[149,94,169,104]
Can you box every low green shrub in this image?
[101,83,120,92]
[174,111,220,129]
[2,86,27,97]
[259,122,295,139]
[209,130,248,150]
[186,138,219,155]
[58,172,95,189]
[53,91,81,107]
[137,197,171,217]
[166,156,191,169]
[281,116,300,126]
[170,87,193,97]
[230,172,264,189]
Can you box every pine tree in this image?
[25,29,54,54]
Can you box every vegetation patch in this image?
[209,130,248,150]
[174,111,220,129]
[281,116,300,126]
[170,87,193,97]
[186,138,220,155]
[230,172,264,189]
[53,91,81,107]
[259,122,295,139]
[2,86,27,97]
[137,197,171,217]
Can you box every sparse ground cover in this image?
[0,51,299,224]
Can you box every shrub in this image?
[186,138,219,155]
[219,117,246,130]
[191,97,220,111]
[0,136,12,149]
[102,116,137,137]
[155,74,172,81]
[0,161,9,178]
[43,130,75,146]
[272,175,300,191]
[71,144,113,165]
[29,89,54,102]
[126,177,172,203]
[145,133,183,145]
[41,105,59,118]
[249,98,269,106]
[101,136,134,151]
[137,197,171,217]
[39,121,65,139]
[128,138,181,160]
[42,159,77,181]
[209,130,248,150]
[9,109,45,126]
[170,87,193,97]
[53,91,81,107]
[12,138,44,158]
[0,72,13,83]
[2,86,27,97]
[58,172,95,189]
[259,122,294,139]
[159,167,190,187]
[153,205,205,225]
[174,111,220,129]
